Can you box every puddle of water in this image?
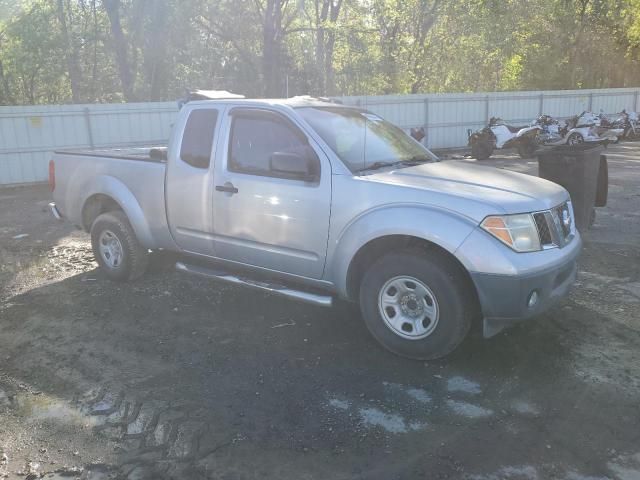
[383,382,432,404]
[447,376,481,395]
[407,420,426,431]
[607,452,640,480]
[446,400,493,419]
[328,398,350,411]
[565,472,610,480]
[405,387,431,404]
[467,465,538,479]
[511,400,540,416]
[15,393,101,427]
[43,467,112,480]
[358,407,425,434]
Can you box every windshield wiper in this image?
[354,161,397,172]
[355,155,434,173]
[400,154,433,165]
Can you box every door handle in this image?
[215,183,238,194]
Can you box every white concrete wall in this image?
[0,102,176,185]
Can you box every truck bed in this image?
[51,148,174,250]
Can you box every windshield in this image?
[297,106,438,172]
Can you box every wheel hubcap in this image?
[378,276,439,340]
[98,230,123,269]
[569,135,583,145]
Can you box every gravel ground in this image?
[0,144,639,480]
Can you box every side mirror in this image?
[270,147,320,182]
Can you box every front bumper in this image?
[456,227,582,337]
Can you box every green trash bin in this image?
[536,144,608,232]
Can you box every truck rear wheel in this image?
[90,211,149,281]
[359,251,473,360]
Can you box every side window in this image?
[180,109,218,168]
[228,111,317,179]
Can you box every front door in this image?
[212,108,331,279]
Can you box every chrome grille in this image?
[554,203,572,239]
[534,202,574,249]
[533,212,553,245]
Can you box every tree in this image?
[103,0,135,101]
[0,0,638,105]
[55,0,82,102]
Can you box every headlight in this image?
[481,214,541,252]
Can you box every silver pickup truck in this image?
[49,96,581,359]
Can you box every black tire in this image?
[471,141,493,160]
[359,251,474,360]
[517,141,536,159]
[90,211,149,281]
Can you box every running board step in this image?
[175,262,333,307]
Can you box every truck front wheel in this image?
[359,251,473,360]
[90,211,149,281]
[471,141,493,160]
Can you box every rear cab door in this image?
[165,104,224,255]
[211,105,332,279]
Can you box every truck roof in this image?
[184,96,356,109]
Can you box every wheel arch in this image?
[80,175,155,248]
[345,235,479,308]
[328,205,479,302]
[82,193,122,231]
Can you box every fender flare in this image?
[327,204,478,298]
[78,175,156,248]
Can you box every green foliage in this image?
[0,0,638,105]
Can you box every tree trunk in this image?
[0,58,14,105]
[0,35,14,105]
[145,1,169,100]
[315,0,328,94]
[90,0,99,100]
[56,0,83,103]
[324,0,342,95]
[315,0,342,96]
[409,0,441,94]
[262,0,284,97]
[103,0,135,101]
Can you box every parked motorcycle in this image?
[577,111,624,143]
[611,110,640,140]
[533,114,565,144]
[535,112,619,146]
[468,117,540,160]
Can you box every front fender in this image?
[327,205,478,298]
[516,126,540,137]
[74,175,155,248]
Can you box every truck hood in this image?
[365,161,568,219]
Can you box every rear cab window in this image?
[180,109,219,169]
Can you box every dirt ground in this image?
[1,144,639,480]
